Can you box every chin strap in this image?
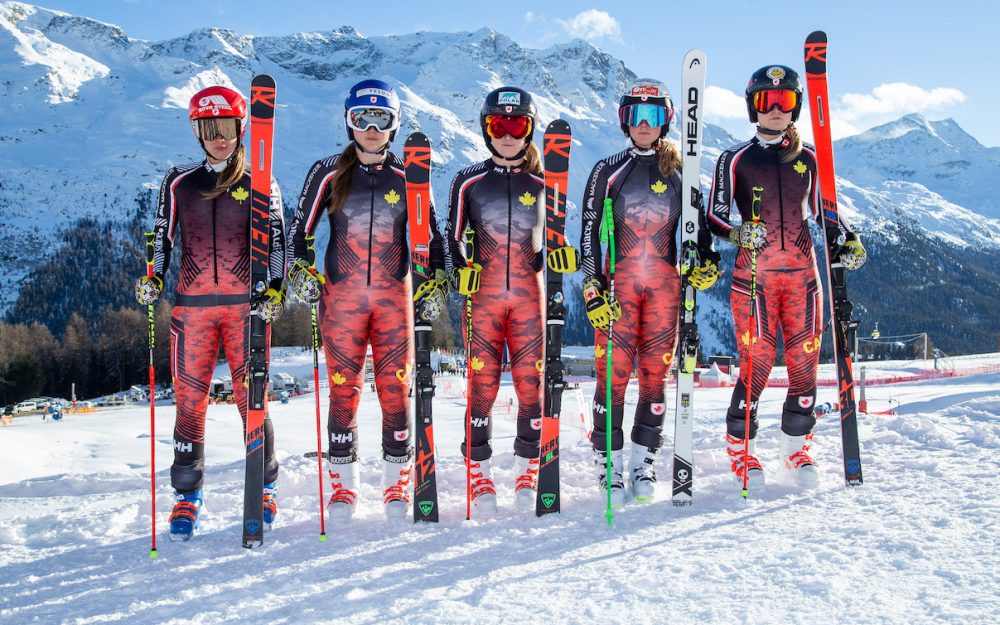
[629,137,660,154]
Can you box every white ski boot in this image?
[726,433,765,491]
[468,458,497,515]
[513,455,539,512]
[327,458,360,521]
[629,446,658,503]
[594,449,626,508]
[779,432,821,489]
[382,454,413,520]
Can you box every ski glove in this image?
[135,274,163,305]
[582,275,622,331]
[838,232,867,270]
[452,263,482,296]
[252,280,286,324]
[729,220,767,249]
[414,269,449,321]
[687,249,722,291]
[546,245,579,274]
[288,258,326,303]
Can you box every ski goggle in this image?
[619,103,671,128]
[484,114,533,140]
[195,118,240,141]
[751,89,799,114]
[346,106,398,132]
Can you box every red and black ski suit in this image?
[288,153,445,462]
[708,135,850,439]
[581,147,712,453]
[447,160,546,462]
[151,161,285,493]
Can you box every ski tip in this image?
[405,131,429,144]
[806,30,827,43]
[251,73,276,86]
[545,118,571,132]
[683,49,707,67]
[149,548,159,560]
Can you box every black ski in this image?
[537,120,573,516]
[404,132,439,522]
[243,73,276,547]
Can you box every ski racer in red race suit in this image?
[446,86,549,513]
[707,65,867,489]
[134,85,286,541]
[580,79,719,505]
[286,80,447,520]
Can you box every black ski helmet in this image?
[618,79,673,139]
[745,65,803,124]
[480,86,537,160]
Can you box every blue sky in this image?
[33,0,999,146]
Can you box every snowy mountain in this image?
[2,2,999,355]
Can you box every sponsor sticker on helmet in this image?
[357,87,392,99]
[631,84,660,98]
[497,91,522,105]
[196,95,233,116]
[767,66,786,80]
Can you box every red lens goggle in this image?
[485,114,532,140]
[752,89,799,114]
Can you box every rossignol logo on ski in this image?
[418,501,435,516]
[541,493,556,508]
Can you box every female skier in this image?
[134,85,286,541]
[286,79,447,520]
[707,65,866,489]
[580,79,720,506]
[446,86,548,514]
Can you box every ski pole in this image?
[144,231,158,559]
[305,235,327,542]
[743,186,763,498]
[462,227,475,521]
[600,197,615,526]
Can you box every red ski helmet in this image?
[188,86,248,140]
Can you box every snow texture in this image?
[2,350,998,624]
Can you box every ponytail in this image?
[328,144,360,214]
[779,124,803,163]
[202,147,247,200]
[657,139,682,178]
[521,142,543,175]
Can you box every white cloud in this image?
[557,9,622,42]
[704,85,747,120]
[835,82,965,121]
[524,11,535,25]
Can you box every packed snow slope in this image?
[1,355,998,624]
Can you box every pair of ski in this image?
[404,121,573,521]
[670,33,863,507]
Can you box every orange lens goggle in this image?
[751,89,799,114]
[485,114,532,140]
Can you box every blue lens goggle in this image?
[619,103,671,128]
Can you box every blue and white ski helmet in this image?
[344,79,401,142]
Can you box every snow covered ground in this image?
[1,357,998,624]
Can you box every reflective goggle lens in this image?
[347,106,397,132]
[485,114,532,140]
[619,103,669,128]
[196,118,240,141]
[752,89,798,114]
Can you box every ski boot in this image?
[779,432,820,489]
[468,458,497,515]
[168,488,203,542]
[513,455,539,512]
[327,458,360,521]
[263,481,277,531]
[629,445,658,503]
[382,454,413,520]
[593,449,626,508]
[727,433,765,491]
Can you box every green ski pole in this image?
[600,197,616,526]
